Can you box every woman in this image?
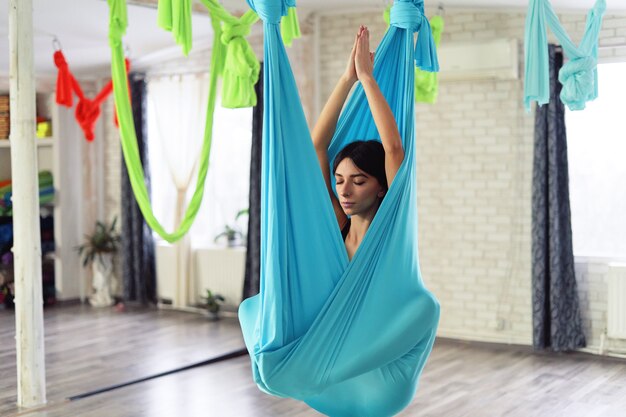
[312,25,405,261]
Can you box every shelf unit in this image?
[0,90,86,302]
[0,137,55,148]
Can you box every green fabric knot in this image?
[220,20,260,108]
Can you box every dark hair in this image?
[332,140,388,191]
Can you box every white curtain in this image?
[147,73,252,306]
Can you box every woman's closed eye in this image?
[336,180,365,186]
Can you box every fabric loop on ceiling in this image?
[523,0,606,111]
[245,0,293,24]
[389,0,423,31]
[390,0,439,71]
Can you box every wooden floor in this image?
[2,304,626,417]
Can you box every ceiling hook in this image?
[437,3,445,17]
[52,36,62,51]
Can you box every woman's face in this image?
[334,158,385,216]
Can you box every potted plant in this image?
[201,289,225,320]
[76,217,122,307]
[214,208,249,247]
[214,225,244,247]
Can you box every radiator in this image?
[155,242,178,304]
[193,247,247,307]
[155,244,247,308]
[608,263,626,340]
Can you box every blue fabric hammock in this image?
[524,0,606,111]
[239,1,441,416]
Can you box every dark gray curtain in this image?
[531,45,586,352]
[121,73,157,305]
[242,63,263,299]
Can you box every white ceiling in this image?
[0,0,623,78]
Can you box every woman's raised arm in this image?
[311,27,363,153]
[355,27,405,186]
[311,27,365,229]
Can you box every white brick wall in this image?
[317,8,626,350]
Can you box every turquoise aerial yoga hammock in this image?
[238,1,441,416]
[524,0,606,111]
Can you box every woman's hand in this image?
[342,26,365,84]
[355,26,375,82]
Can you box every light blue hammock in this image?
[238,1,441,416]
[524,0,606,111]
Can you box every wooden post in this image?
[9,0,47,407]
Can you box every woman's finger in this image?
[359,31,367,53]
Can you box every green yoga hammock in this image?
[238,1,441,416]
[524,0,606,111]
[107,0,299,243]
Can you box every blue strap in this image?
[524,0,606,111]
[390,0,439,71]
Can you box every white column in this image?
[9,0,47,407]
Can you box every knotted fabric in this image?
[384,7,444,103]
[524,0,606,111]
[220,19,261,108]
[245,0,304,47]
[390,0,439,72]
[53,50,130,141]
[245,0,293,24]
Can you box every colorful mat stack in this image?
[0,171,54,216]
[0,95,8,139]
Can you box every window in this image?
[147,74,252,248]
[565,62,626,259]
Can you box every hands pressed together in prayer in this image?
[343,25,375,85]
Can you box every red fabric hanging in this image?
[53,50,130,142]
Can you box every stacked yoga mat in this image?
[0,170,54,216]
